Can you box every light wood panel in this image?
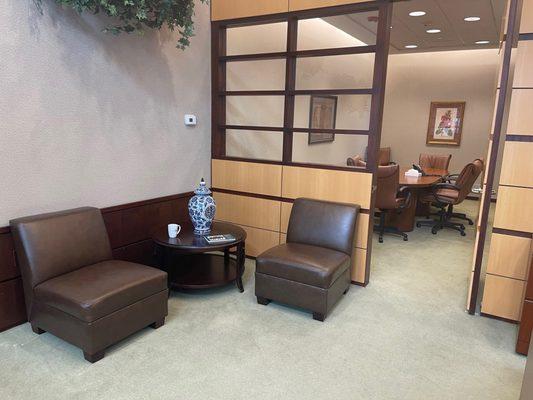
[494,186,533,232]
[280,233,287,244]
[212,0,288,21]
[280,202,369,248]
[281,166,372,209]
[507,90,533,135]
[351,248,367,284]
[500,142,533,188]
[289,0,368,11]
[486,234,532,280]
[521,0,533,34]
[280,202,292,234]
[482,274,526,321]
[214,192,281,231]
[514,41,533,88]
[238,225,280,257]
[212,159,282,197]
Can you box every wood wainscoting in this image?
[211,159,373,285]
[0,192,193,333]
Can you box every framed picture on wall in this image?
[426,101,466,146]
[308,95,338,145]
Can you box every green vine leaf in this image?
[34,0,209,50]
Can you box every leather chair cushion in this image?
[435,189,460,202]
[34,260,167,323]
[256,243,350,289]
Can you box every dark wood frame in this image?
[426,101,466,146]
[308,95,338,144]
[211,1,393,286]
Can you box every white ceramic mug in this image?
[168,224,181,239]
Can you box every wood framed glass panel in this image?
[226,22,288,56]
[226,96,285,127]
[296,10,378,50]
[226,130,284,161]
[226,59,287,91]
[293,94,372,131]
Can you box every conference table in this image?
[385,167,449,232]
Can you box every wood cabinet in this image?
[289,0,369,11]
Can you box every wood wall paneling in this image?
[481,274,526,321]
[289,0,369,11]
[520,0,533,34]
[493,186,533,232]
[237,225,280,257]
[0,278,26,331]
[486,233,532,280]
[514,41,533,87]
[212,159,283,197]
[351,248,367,284]
[499,142,533,188]
[507,90,533,135]
[0,234,18,282]
[281,166,372,209]
[214,192,281,232]
[211,0,289,21]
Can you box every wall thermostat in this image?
[184,114,197,126]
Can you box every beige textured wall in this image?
[0,1,211,226]
[382,50,500,178]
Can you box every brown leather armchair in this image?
[419,153,452,171]
[10,207,168,363]
[374,164,411,242]
[255,198,359,321]
[417,159,484,236]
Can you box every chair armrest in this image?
[445,174,460,183]
[397,186,412,209]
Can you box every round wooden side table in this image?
[152,222,247,293]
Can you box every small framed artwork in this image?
[426,101,466,146]
[308,95,338,145]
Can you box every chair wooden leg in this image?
[313,312,326,322]
[150,318,165,329]
[31,325,45,335]
[257,296,271,305]
[84,350,105,363]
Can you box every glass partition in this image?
[295,54,375,90]
[227,22,288,56]
[297,11,378,50]
[214,4,385,168]
[292,132,367,167]
[293,95,372,131]
[227,59,286,91]
[226,130,283,161]
[226,96,285,127]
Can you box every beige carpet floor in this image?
[0,201,526,399]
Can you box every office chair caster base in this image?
[378,236,384,243]
[403,235,408,241]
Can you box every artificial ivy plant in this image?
[35,0,208,49]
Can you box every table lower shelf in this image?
[167,253,243,290]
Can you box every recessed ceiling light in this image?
[405,45,418,49]
[409,11,426,17]
[426,29,441,34]
[476,40,490,45]
[464,16,481,22]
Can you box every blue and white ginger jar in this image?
[188,178,216,235]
